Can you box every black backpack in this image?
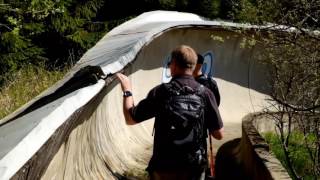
[162,81,207,167]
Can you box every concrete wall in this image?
[216,113,291,180]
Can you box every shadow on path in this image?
[215,138,247,180]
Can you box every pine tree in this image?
[0,0,107,84]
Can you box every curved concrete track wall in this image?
[0,11,288,180]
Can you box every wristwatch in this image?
[123,90,133,97]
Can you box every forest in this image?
[1,0,318,84]
[0,0,319,179]
[0,0,226,84]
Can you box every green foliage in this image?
[219,0,274,21]
[0,0,107,85]
[260,33,320,112]
[0,27,45,83]
[201,0,221,18]
[123,167,149,180]
[227,0,320,30]
[229,2,320,177]
[0,0,230,86]
[154,0,221,19]
[264,132,318,180]
[0,2,42,77]
[239,35,256,49]
[187,0,221,19]
[0,64,67,119]
[210,35,224,43]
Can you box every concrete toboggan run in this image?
[0,11,286,179]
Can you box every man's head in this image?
[169,45,197,76]
[193,53,204,77]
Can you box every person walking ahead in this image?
[193,54,221,178]
[116,45,224,180]
[193,54,221,107]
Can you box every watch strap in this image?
[123,91,133,97]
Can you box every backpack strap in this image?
[169,80,205,95]
[163,80,180,94]
[195,84,205,95]
[193,84,205,105]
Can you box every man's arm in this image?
[205,88,224,140]
[116,73,138,125]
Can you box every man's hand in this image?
[116,73,132,92]
[211,128,224,140]
[115,73,137,125]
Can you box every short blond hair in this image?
[171,45,197,70]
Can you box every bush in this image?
[264,132,318,180]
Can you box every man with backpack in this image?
[116,45,224,180]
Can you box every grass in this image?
[264,131,318,180]
[123,167,149,180]
[0,64,67,120]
